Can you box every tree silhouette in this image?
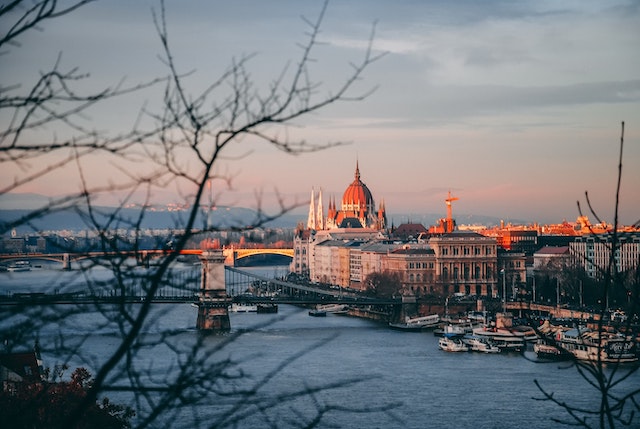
[0,366,135,429]
[531,122,640,429]
[1,1,393,427]
[365,271,402,298]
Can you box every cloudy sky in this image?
[2,0,639,225]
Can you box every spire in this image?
[307,188,316,229]
[378,198,387,230]
[355,160,360,181]
[316,188,324,230]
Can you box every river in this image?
[1,264,639,428]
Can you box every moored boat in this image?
[308,308,327,317]
[389,322,422,331]
[472,327,526,352]
[316,304,349,314]
[472,312,536,352]
[390,314,440,331]
[463,334,500,353]
[434,321,473,338]
[438,336,469,352]
[256,303,278,314]
[7,261,31,272]
[230,303,257,312]
[533,339,572,361]
[554,328,637,364]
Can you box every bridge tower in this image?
[196,248,231,331]
[62,253,71,270]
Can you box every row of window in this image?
[440,246,493,256]
[407,262,434,269]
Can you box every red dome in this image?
[341,163,374,213]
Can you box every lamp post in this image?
[532,275,536,303]
[500,269,506,313]
[579,279,583,308]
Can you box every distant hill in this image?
[0,193,517,233]
[0,206,305,233]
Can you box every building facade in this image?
[291,227,526,299]
[569,232,640,278]
[307,162,387,231]
[429,231,500,297]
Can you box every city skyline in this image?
[2,0,639,226]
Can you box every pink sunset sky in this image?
[2,0,639,225]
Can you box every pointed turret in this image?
[307,188,316,229]
[378,198,387,230]
[316,188,324,230]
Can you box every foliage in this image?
[0,367,134,429]
[531,122,640,429]
[0,1,392,427]
[365,270,402,298]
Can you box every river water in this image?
[2,264,639,428]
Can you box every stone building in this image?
[429,231,499,297]
[382,246,436,296]
[307,162,387,231]
[570,232,640,278]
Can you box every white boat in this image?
[230,303,257,312]
[463,334,500,353]
[7,261,31,272]
[390,314,440,331]
[433,316,482,337]
[472,327,526,352]
[389,322,422,331]
[316,304,349,314]
[308,308,327,317]
[533,339,571,361]
[472,313,537,352]
[554,328,637,364]
[438,336,469,352]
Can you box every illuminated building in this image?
[307,162,387,231]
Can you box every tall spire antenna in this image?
[445,190,459,233]
[207,179,213,230]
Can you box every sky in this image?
[2,0,640,226]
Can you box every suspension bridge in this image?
[0,265,399,307]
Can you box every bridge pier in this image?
[390,296,419,323]
[196,249,231,331]
[62,253,71,270]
